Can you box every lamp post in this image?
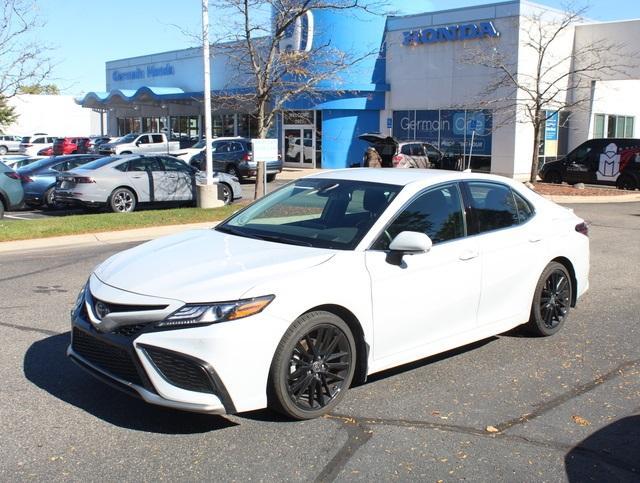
[202,0,213,186]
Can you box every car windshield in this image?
[217,178,402,250]
[74,156,122,171]
[114,134,138,144]
[192,139,206,149]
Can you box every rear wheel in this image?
[269,311,356,420]
[526,262,572,336]
[0,145,8,155]
[543,170,562,184]
[616,174,637,191]
[109,187,136,213]
[0,199,5,218]
[226,164,241,181]
[43,187,58,210]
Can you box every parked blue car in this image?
[0,161,25,218]
[18,154,103,208]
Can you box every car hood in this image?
[93,228,335,303]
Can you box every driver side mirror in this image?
[387,231,432,265]
[135,141,141,146]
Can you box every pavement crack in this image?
[315,415,373,483]
[493,358,639,432]
[0,321,60,336]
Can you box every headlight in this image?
[156,295,275,329]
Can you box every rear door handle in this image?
[459,250,479,261]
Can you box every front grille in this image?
[72,328,143,386]
[111,323,149,337]
[143,346,214,394]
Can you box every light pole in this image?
[202,0,214,186]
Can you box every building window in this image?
[594,114,635,138]
[117,117,141,135]
[170,116,199,142]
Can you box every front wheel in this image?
[220,183,232,205]
[526,262,572,336]
[269,311,356,420]
[109,187,136,213]
[43,187,58,210]
[543,170,562,184]
[0,145,8,155]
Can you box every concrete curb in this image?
[542,193,640,203]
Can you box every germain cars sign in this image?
[402,21,499,46]
[112,63,176,82]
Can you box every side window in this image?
[513,190,534,224]
[413,144,426,156]
[425,145,440,159]
[213,141,229,153]
[51,162,67,171]
[138,135,150,144]
[128,157,161,171]
[33,137,44,144]
[114,162,128,172]
[162,157,190,173]
[400,144,412,155]
[151,134,164,143]
[373,184,465,249]
[467,182,519,233]
[229,142,242,153]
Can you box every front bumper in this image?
[67,276,288,414]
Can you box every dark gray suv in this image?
[189,138,283,182]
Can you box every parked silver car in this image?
[0,135,23,155]
[54,154,241,213]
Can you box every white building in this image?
[4,94,102,137]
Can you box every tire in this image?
[109,187,136,213]
[0,199,5,219]
[616,174,637,191]
[220,183,232,205]
[0,145,8,155]
[269,311,356,420]
[543,170,562,184]
[43,187,58,210]
[226,164,242,181]
[266,173,276,182]
[120,151,132,155]
[526,262,572,337]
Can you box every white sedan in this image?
[67,169,589,419]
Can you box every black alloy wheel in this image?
[270,311,356,419]
[44,187,58,209]
[527,262,572,336]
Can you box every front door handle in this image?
[459,250,479,261]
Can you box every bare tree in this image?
[0,0,54,127]
[461,4,635,183]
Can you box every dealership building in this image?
[77,0,640,179]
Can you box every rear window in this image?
[75,156,122,171]
[21,136,31,143]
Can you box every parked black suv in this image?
[189,138,283,182]
[540,138,640,190]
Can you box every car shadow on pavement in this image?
[23,332,239,434]
[565,415,640,481]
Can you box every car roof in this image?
[307,168,526,190]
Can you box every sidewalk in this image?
[1,169,639,254]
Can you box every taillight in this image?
[243,152,252,161]
[575,222,589,237]
[75,176,95,183]
[4,172,20,180]
[393,155,403,166]
[20,174,34,183]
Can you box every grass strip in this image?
[0,204,247,242]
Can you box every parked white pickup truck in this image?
[98,133,182,156]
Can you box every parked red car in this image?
[37,146,53,156]
[52,137,90,155]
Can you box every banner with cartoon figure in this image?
[597,143,621,181]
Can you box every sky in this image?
[29,0,640,96]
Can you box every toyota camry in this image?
[67,169,589,420]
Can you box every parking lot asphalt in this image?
[0,202,638,481]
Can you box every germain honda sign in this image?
[402,21,499,46]
[112,63,176,82]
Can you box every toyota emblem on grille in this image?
[94,301,110,320]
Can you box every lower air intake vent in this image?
[143,346,215,394]
[72,328,143,386]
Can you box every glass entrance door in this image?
[283,111,316,167]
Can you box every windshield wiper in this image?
[254,234,313,247]
[215,225,261,240]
